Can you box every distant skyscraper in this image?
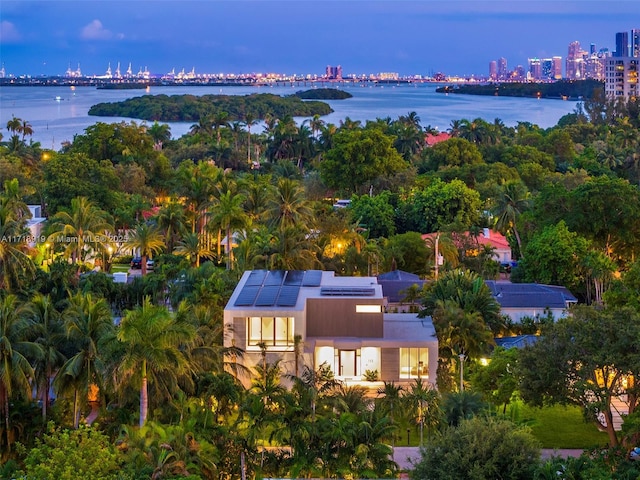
[616,31,629,57]
[590,43,596,55]
[566,41,587,79]
[325,65,342,80]
[528,58,542,80]
[632,29,640,57]
[552,56,563,79]
[497,57,508,80]
[541,58,558,80]
[489,60,497,80]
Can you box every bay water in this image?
[0,83,579,151]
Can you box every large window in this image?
[248,316,294,347]
[400,348,429,379]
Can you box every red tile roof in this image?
[424,132,451,146]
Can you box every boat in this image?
[54,96,62,102]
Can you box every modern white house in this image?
[224,270,438,389]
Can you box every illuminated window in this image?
[247,317,294,347]
[356,304,382,313]
[399,348,429,379]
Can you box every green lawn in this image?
[509,401,609,449]
[111,264,130,273]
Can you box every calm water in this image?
[0,83,579,151]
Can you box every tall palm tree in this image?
[20,119,33,142]
[492,180,531,259]
[210,191,249,270]
[46,197,114,270]
[404,378,439,445]
[212,111,230,146]
[0,205,35,290]
[0,295,40,452]
[116,297,196,426]
[124,222,165,275]
[433,299,494,391]
[5,116,22,137]
[267,177,313,231]
[243,112,258,166]
[55,293,114,428]
[147,121,171,151]
[30,294,66,423]
[155,200,187,253]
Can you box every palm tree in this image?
[173,231,213,268]
[124,222,165,275]
[0,204,35,290]
[116,297,196,426]
[55,293,114,428]
[404,378,439,445]
[155,200,187,253]
[211,191,249,269]
[212,111,230,145]
[30,294,66,423]
[147,121,171,151]
[420,269,503,334]
[5,116,22,137]
[20,119,33,142]
[492,180,531,259]
[267,177,313,231]
[46,197,114,270]
[243,112,258,166]
[376,382,403,449]
[433,299,494,391]
[190,115,214,137]
[0,295,41,452]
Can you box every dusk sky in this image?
[1,1,639,78]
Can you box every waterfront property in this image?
[224,270,438,389]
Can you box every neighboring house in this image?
[224,269,438,389]
[485,280,578,322]
[469,229,512,264]
[422,228,512,266]
[377,269,427,313]
[27,204,47,246]
[424,131,451,147]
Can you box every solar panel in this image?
[302,270,322,287]
[255,286,281,306]
[277,285,300,306]
[265,270,286,286]
[245,270,267,286]
[234,285,260,306]
[284,270,304,285]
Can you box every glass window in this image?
[247,317,294,347]
[399,347,429,379]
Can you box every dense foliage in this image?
[88,93,333,121]
[4,86,640,477]
[293,88,353,100]
[436,79,604,99]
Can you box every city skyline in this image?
[1,1,639,78]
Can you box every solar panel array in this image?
[234,270,323,307]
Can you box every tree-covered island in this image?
[293,88,353,100]
[436,79,604,100]
[88,92,333,122]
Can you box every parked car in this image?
[630,447,640,461]
[130,257,154,270]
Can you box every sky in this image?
[1,0,639,78]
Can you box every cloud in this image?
[80,19,115,40]
[0,21,21,43]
